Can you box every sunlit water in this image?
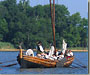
[0,51,88,74]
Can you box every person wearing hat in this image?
[36,41,45,58]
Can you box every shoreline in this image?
[0,49,88,52]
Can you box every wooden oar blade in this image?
[2,63,17,67]
[82,66,87,68]
[73,62,87,68]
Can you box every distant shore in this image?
[0,49,88,52]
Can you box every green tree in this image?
[64,13,81,47]
[0,18,8,41]
[78,18,88,47]
[0,0,88,49]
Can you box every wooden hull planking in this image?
[17,55,74,68]
[64,57,74,67]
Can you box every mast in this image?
[50,0,56,55]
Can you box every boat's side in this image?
[17,55,57,68]
[17,55,74,68]
[56,56,74,67]
[64,56,74,67]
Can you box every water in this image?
[0,51,88,74]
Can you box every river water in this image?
[0,51,88,74]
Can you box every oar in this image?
[70,65,80,68]
[70,64,87,68]
[73,62,87,68]
[0,59,16,64]
[75,57,87,68]
[1,63,18,67]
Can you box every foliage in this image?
[0,42,15,49]
[0,0,88,49]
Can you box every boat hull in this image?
[17,55,74,68]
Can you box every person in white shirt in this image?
[67,50,73,56]
[36,41,45,58]
[48,43,60,60]
[57,53,64,60]
[26,49,34,57]
[49,43,55,57]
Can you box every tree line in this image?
[0,0,88,49]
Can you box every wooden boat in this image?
[17,0,74,68]
[17,48,74,68]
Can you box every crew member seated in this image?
[57,53,64,60]
[66,50,73,57]
[36,41,45,58]
[26,48,34,57]
[49,43,55,57]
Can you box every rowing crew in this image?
[25,41,73,61]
